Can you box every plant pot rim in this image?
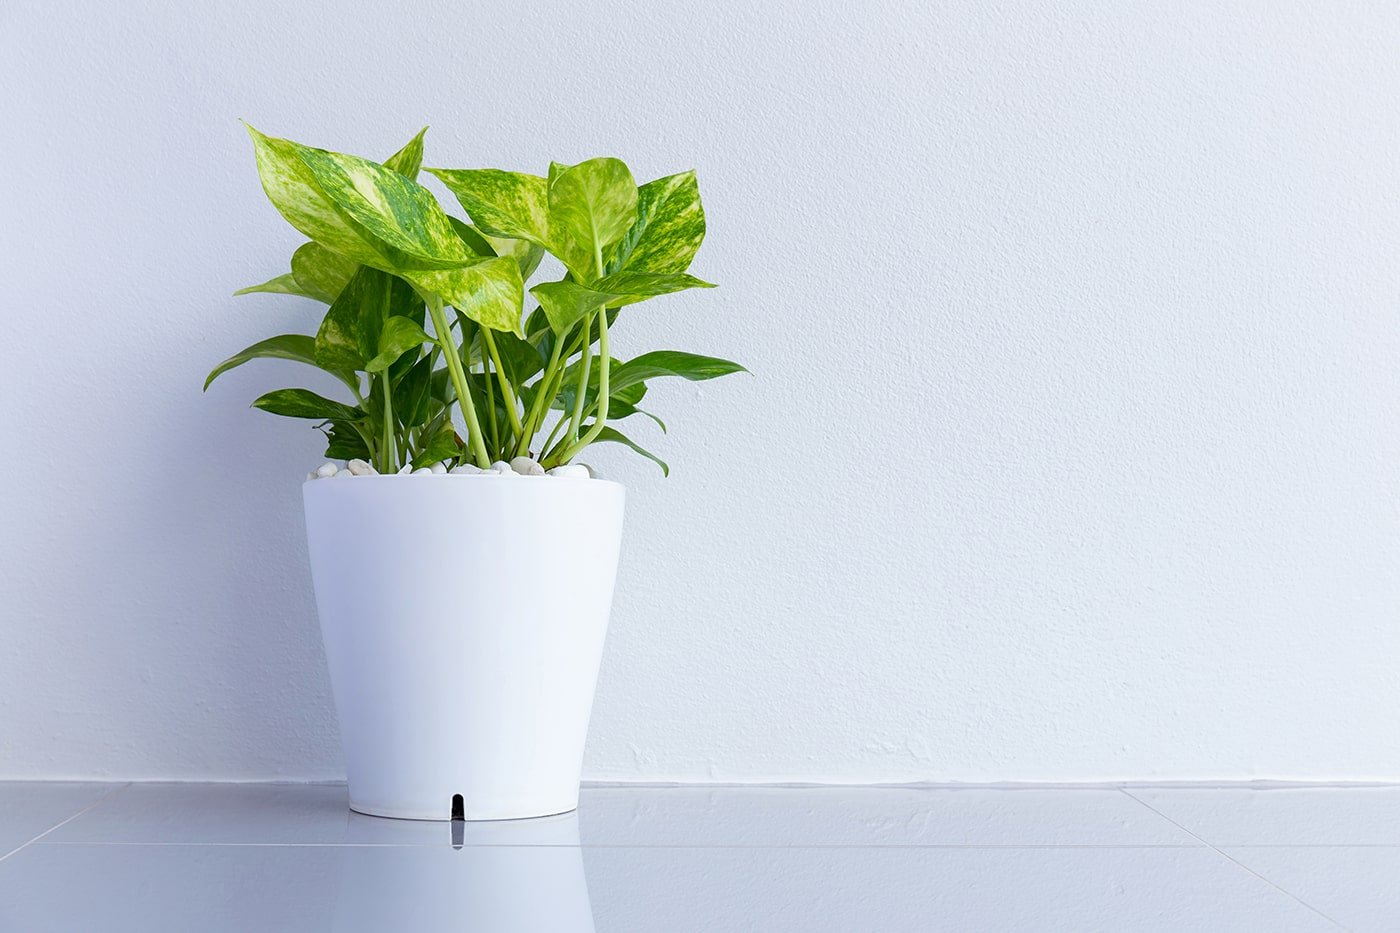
[303,474,625,491]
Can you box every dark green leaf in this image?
[412,420,462,468]
[252,388,362,421]
[322,420,370,459]
[610,350,748,395]
[590,426,669,476]
[204,334,347,391]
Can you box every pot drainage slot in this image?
[451,794,465,821]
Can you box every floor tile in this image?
[578,785,1199,846]
[1127,786,1400,845]
[1222,846,1400,933]
[44,783,582,846]
[0,782,121,859]
[0,842,1335,932]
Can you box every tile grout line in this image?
[31,841,1222,850]
[0,783,131,866]
[1118,789,1349,932]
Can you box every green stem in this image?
[516,336,565,457]
[540,412,571,462]
[566,314,594,445]
[426,297,491,468]
[556,308,611,463]
[481,329,524,440]
[483,347,500,457]
[379,372,396,473]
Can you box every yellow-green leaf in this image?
[290,242,357,303]
[427,168,551,246]
[364,316,432,373]
[383,126,428,180]
[531,281,609,336]
[233,272,312,299]
[547,158,637,280]
[409,257,523,335]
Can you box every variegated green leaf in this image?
[447,217,496,257]
[247,126,472,275]
[548,158,638,280]
[233,272,312,299]
[383,126,429,180]
[364,316,432,373]
[606,171,705,275]
[315,266,423,374]
[294,145,471,270]
[592,271,715,306]
[485,233,545,281]
[529,271,713,336]
[247,125,397,270]
[290,242,357,303]
[530,280,609,336]
[315,267,376,373]
[427,168,551,246]
[409,257,523,335]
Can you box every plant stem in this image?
[556,308,611,463]
[483,349,500,456]
[516,336,565,457]
[480,329,524,440]
[566,313,594,445]
[540,411,571,461]
[426,297,491,468]
[379,372,396,473]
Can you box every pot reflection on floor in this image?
[331,812,593,932]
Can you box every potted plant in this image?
[206,125,745,821]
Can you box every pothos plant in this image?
[206,125,745,475]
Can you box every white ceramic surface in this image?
[303,477,625,820]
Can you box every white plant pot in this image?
[303,475,625,821]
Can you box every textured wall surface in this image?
[2,0,1398,782]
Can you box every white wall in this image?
[2,0,1398,783]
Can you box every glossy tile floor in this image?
[0,783,1395,930]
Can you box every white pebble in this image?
[547,464,590,479]
[333,468,354,478]
[306,471,318,482]
[577,463,597,479]
[347,459,374,476]
[398,464,413,475]
[510,456,546,476]
[315,462,339,478]
[488,460,515,475]
[449,464,483,475]
[430,462,448,474]
[412,467,432,475]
